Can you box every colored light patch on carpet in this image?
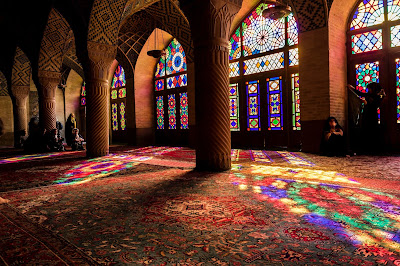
[250,165,359,185]
[0,152,67,164]
[250,150,272,163]
[276,151,315,167]
[229,171,400,254]
[231,149,240,161]
[54,154,152,185]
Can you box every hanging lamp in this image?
[147,29,166,59]
[261,0,292,20]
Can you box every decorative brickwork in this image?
[0,71,9,97]
[12,47,31,87]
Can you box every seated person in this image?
[47,128,64,152]
[71,128,85,151]
[321,117,346,157]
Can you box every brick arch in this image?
[87,0,128,45]
[38,8,73,73]
[0,71,8,97]
[12,47,31,87]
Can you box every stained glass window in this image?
[112,103,118,131]
[156,96,164,130]
[180,92,189,129]
[350,0,384,30]
[355,61,380,93]
[167,74,187,89]
[120,102,126,131]
[351,30,383,54]
[155,56,165,78]
[111,64,126,88]
[243,52,284,75]
[287,13,299,46]
[168,94,176,130]
[391,25,400,47]
[229,83,240,131]
[242,4,285,56]
[396,59,400,123]
[166,39,187,75]
[229,62,240,78]
[267,77,283,130]
[118,88,126,98]
[154,38,189,132]
[155,79,164,91]
[388,0,400,21]
[80,82,86,106]
[292,73,301,130]
[246,80,261,131]
[230,27,241,60]
[111,90,118,100]
[289,48,299,66]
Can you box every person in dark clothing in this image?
[71,128,85,151]
[321,117,346,156]
[47,129,64,152]
[56,120,63,139]
[347,83,386,153]
[65,114,76,146]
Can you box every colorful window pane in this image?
[229,62,240,78]
[111,64,126,88]
[155,56,165,78]
[112,103,118,131]
[81,82,86,96]
[289,48,299,66]
[350,0,384,30]
[118,88,126,98]
[292,73,301,130]
[120,102,126,131]
[81,97,86,106]
[267,77,283,130]
[230,27,241,60]
[230,83,240,131]
[166,39,187,75]
[156,96,164,130]
[167,74,187,89]
[391,25,400,47]
[111,90,118,100]
[287,13,299,46]
[242,3,285,57]
[168,94,176,129]
[180,92,189,129]
[351,30,383,54]
[355,61,380,93]
[396,59,400,123]
[388,0,400,21]
[155,79,164,91]
[243,52,284,75]
[246,80,261,131]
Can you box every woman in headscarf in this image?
[65,113,76,147]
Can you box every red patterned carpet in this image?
[0,146,400,265]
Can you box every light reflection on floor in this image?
[54,154,152,185]
[0,152,68,164]
[230,165,400,254]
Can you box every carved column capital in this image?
[87,41,117,82]
[11,85,30,102]
[38,70,61,99]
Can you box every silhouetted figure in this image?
[15,129,27,148]
[71,128,85,151]
[321,117,346,157]
[24,126,47,153]
[348,83,386,153]
[65,113,76,146]
[47,129,64,152]
[56,120,63,139]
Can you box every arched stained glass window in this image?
[349,0,400,125]
[111,64,127,132]
[154,38,189,131]
[229,2,301,142]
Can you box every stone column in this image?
[11,85,30,147]
[85,41,116,157]
[181,0,240,171]
[38,70,61,132]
